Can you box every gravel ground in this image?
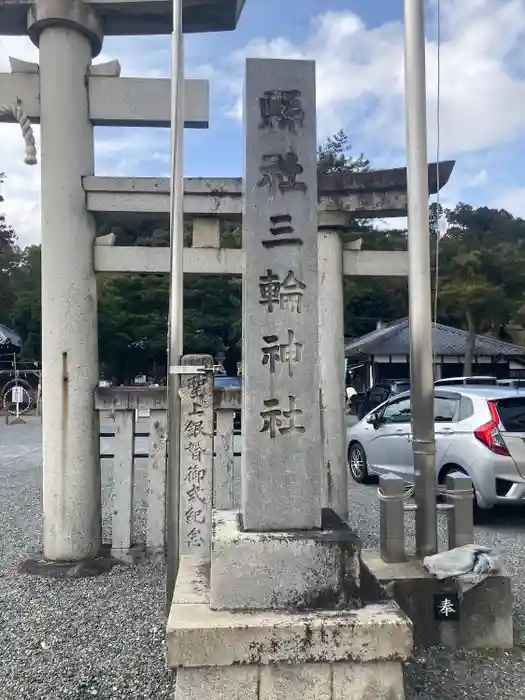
[1,415,525,699]
[0,417,172,700]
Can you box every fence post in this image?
[214,408,235,509]
[147,408,168,559]
[446,471,474,550]
[111,409,135,561]
[379,473,406,563]
[179,355,214,559]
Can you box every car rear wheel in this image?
[348,442,371,484]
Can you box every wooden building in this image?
[344,318,525,390]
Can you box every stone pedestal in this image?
[210,510,360,611]
[167,554,413,700]
[361,550,513,649]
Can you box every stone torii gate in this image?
[0,0,241,565]
[0,0,454,562]
[86,161,453,521]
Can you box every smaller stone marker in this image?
[179,355,214,557]
[379,473,406,563]
[242,57,321,531]
[445,471,474,550]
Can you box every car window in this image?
[465,377,497,385]
[436,379,463,386]
[495,398,525,432]
[434,396,458,422]
[458,396,474,421]
[381,397,411,424]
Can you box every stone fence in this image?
[94,384,241,562]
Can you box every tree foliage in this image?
[432,203,525,373]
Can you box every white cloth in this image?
[423,544,500,599]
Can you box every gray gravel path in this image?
[0,417,172,700]
[1,416,525,699]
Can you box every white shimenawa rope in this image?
[0,98,38,165]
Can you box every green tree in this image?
[317,130,370,175]
[0,175,22,329]
[10,244,41,360]
[435,204,525,374]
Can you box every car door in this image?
[433,393,461,474]
[365,396,413,477]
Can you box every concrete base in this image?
[19,548,115,578]
[210,509,360,611]
[110,544,165,565]
[175,661,406,700]
[167,555,413,700]
[361,550,513,649]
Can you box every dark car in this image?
[355,379,411,419]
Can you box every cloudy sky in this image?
[1,0,525,246]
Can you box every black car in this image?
[355,379,411,419]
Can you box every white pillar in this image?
[29,1,104,561]
[318,212,348,522]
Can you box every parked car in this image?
[434,376,497,387]
[497,378,525,388]
[354,379,410,419]
[347,386,525,509]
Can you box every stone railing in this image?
[94,384,241,562]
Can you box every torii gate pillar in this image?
[30,0,103,562]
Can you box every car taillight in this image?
[473,401,510,456]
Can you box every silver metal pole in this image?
[403,0,438,557]
[166,0,185,613]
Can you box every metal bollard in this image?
[378,473,406,563]
[445,472,474,550]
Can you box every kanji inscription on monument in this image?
[242,58,321,530]
[259,89,305,131]
[179,355,214,555]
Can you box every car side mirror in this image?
[366,413,381,428]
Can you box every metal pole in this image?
[166,0,185,614]
[403,0,438,557]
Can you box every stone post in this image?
[179,355,214,558]
[446,471,474,550]
[318,211,349,522]
[241,58,321,531]
[28,0,103,561]
[379,473,406,563]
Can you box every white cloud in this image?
[492,187,525,218]
[216,0,525,228]
[0,34,170,246]
[466,169,489,189]
[223,0,525,157]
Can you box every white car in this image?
[347,386,525,509]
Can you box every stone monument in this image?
[242,59,321,531]
[166,57,413,700]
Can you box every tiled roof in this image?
[344,318,525,358]
[0,323,21,348]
